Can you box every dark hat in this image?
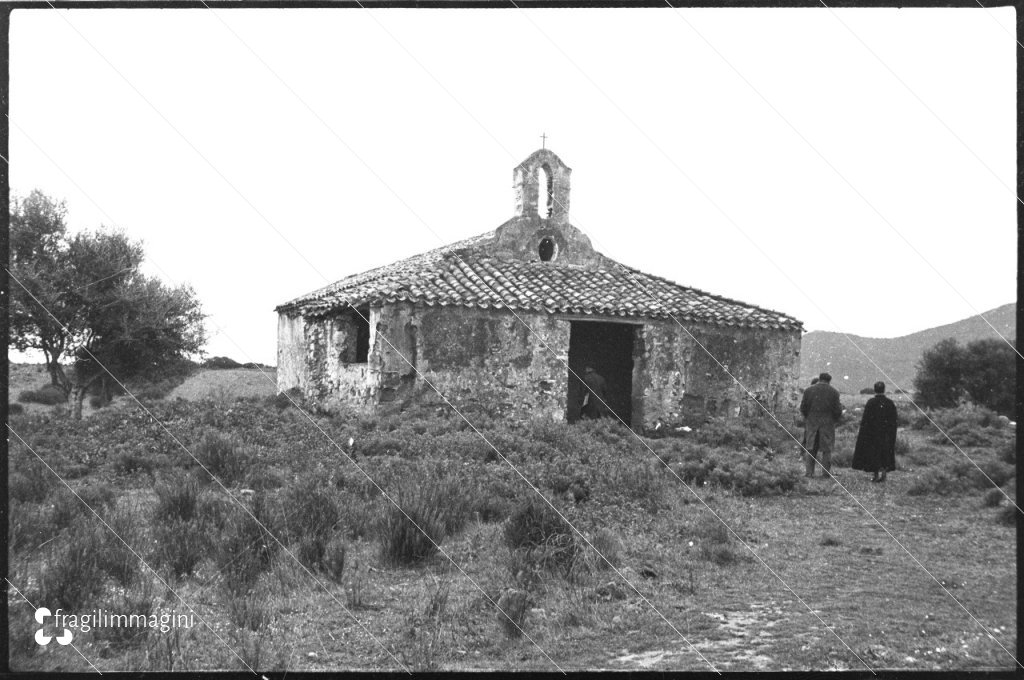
[818,372,832,383]
[874,381,886,394]
[810,377,819,385]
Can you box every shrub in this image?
[8,403,24,415]
[88,395,106,409]
[39,520,108,611]
[983,487,1005,508]
[997,440,1015,465]
[587,528,621,570]
[997,504,1019,526]
[216,497,280,595]
[8,501,57,554]
[227,589,272,632]
[859,387,875,395]
[279,476,341,544]
[96,504,145,588]
[503,496,580,577]
[9,462,52,503]
[379,483,448,567]
[19,384,66,406]
[692,514,739,565]
[52,482,117,531]
[153,518,209,579]
[194,431,251,486]
[894,435,912,456]
[112,450,156,477]
[322,534,347,582]
[154,474,202,523]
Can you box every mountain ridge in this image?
[800,303,1015,394]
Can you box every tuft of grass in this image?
[194,430,251,486]
[152,518,209,579]
[820,534,842,547]
[227,588,273,632]
[39,520,108,611]
[154,474,202,523]
[216,496,280,595]
[379,484,448,567]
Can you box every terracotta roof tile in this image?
[276,231,802,330]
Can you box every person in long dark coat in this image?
[799,372,844,477]
[852,381,899,482]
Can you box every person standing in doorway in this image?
[851,381,899,482]
[799,372,844,477]
[580,366,610,420]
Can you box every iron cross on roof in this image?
[541,132,547,149]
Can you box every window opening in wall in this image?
[539,237,556,262]
[354,307,370,363]
[537,165,552,218]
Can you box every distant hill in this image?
[801,303,1015,395]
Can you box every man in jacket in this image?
[799,372,844,477]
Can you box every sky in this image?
[8,6,1017,368]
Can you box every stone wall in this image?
[386,303,569,422]
[279,304,801,427]
[637,319,801,427]
[276,309,376,409]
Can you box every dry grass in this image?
[166,368,278,402]
[7,398,1016,672]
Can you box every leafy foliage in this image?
[914,338,1015,415]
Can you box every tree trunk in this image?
[71,384,87,421]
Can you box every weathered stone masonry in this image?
[276,148,803,428]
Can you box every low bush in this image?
[279,475,342,544]
[112,450,156,477]
[983,487,1006,508]
[997,440,1015,465]
[692,513,740,565]
[587,528,622,570]
[322,534,347,582]
[227,589,272,632]
[8,501,57,554]
[194,430,251,486]
[8,403,24,415]
[39,520,108,611]
[154,474,202,523]
[153,518,209,579]
[96,504,145,588]
[216,497,280,595]
[51,482,117,532]
[997,504,1019,526]
[19,384,66,406]
[9,461,53,503]
[378,483,448,567]
[894,435,912,456]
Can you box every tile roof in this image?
[276,231,802,331]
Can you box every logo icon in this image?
[34,608,73,646]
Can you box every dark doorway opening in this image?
[566,321,635,425]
